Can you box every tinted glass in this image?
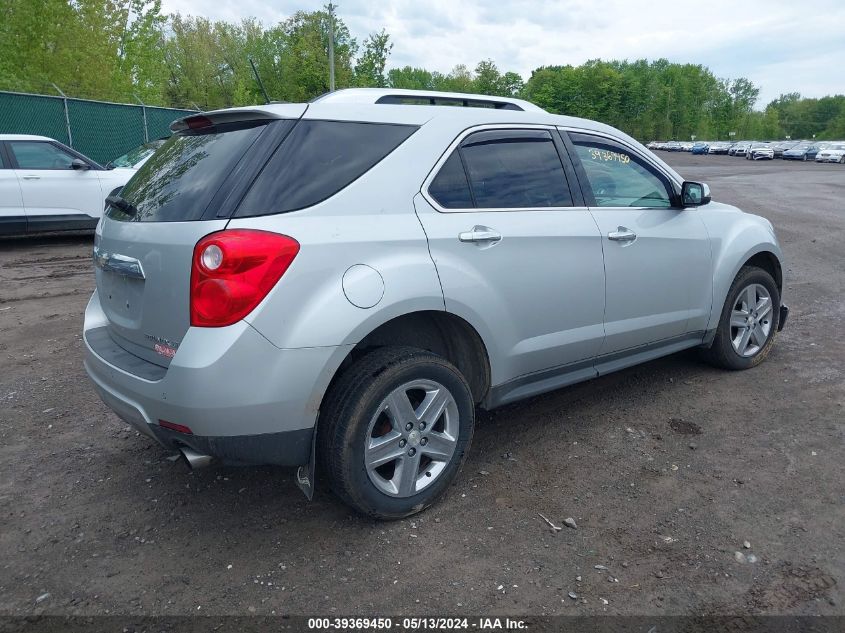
[112,122,268,222]
[571,134,672,208]
[459,131,572,208]
[107,140,165,168]
[429,151,473,208]
[9,142,75,170]
[236,121,417,216]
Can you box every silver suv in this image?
[84,88,788,519]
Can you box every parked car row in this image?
[0,135,166,235]
[647,139,845,163]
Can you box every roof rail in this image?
[311,88,545,113]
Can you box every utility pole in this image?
[326,3,336,91]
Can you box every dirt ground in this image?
[0,153,842,618]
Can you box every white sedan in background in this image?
[815,143,845,164]
[0,134,136,235]
[746,143,775,160]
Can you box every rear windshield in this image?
[109,121,269,222]
[234,121,417,217]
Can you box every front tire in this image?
[701,266,780,370]
[318,346,475,519]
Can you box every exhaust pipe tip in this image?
[179,446,214,470]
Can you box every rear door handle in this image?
[21,175,40,180]
[607,226,637,242]
[459,225,502,244]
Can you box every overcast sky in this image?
[159,0,845,106]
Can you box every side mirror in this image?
[681,181,711,207]
[71,158,90,171]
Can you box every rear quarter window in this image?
[429,152,473,208]
[234,121,418,217]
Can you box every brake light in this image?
[185,115,214,130]
[190,230,300,327]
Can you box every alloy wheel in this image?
[364,379,459,497]
[730,283,773,357]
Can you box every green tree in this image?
[387,66,436,90]
[354,30,391,87]
[2,1,843,140]
[473,59,503,95]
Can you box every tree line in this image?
[1,0,843,140]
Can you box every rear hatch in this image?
[94,106,305,368]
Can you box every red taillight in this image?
[190,229,300,327]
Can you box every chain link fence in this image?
[0,90,197,164]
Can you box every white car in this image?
[0,134,135,235]
[746,144,775,160]
[815,143,845,163]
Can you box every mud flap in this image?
[295,426,318,501]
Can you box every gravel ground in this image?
[0,153,842,617]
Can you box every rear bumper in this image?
[150,425,313,466]
[83,290,352,466]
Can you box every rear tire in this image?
[317,346,475,520]
[701,266,780,370]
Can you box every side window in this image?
[8,141,76,170]
[429,151,473,208]
[569,133,673,208]
[459,130,572,208]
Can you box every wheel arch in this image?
[321,310,492,411]
[743,250,782,292]
[708,243,785,334]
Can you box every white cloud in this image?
[159,0,845,105]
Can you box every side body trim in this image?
[486,331,706,408]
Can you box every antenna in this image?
[249,57,271,104]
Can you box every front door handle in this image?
[21,175,41,180]
[607,226,637,242]
[459,225,502,244]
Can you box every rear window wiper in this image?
[106,194,139,218]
